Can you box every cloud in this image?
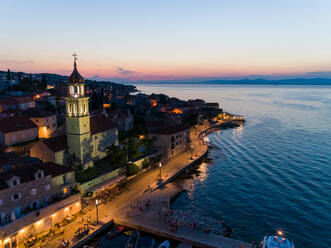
[0,59,35,64]
[117,66,135,75]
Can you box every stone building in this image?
[30,135,69,165]
[148,123,190,159]
[0,116,38,146]
[22,109,57,139]
[0,162,79,248]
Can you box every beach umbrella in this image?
[11,211,16,222]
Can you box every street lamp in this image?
[159,162,162,180]
[191,144,194,159]
[95,198,99,223]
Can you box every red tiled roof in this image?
[42,162,73,177]
[12,96,34,104]
[0,162,73,190]
[22,108,55,118]
[0,116,38,133]
[150,123,190,135]
[90,114,117,134]
[42,135,67,152]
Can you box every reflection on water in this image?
[136,84,331,248]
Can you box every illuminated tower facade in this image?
[65,53,93,168]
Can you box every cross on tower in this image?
[72,52,78,63]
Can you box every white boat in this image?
[159,240,170,248]
[260,234,294,248]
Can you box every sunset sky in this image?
[1,0,331,82]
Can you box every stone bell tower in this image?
[65,53,93,168]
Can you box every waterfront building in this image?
[148,123,190,159]
[0,162,80,248]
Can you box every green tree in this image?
[127,137,143,161]
[106,144,127,165]
[126,162,140,176]
[141,158,150,169]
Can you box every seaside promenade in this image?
[26,120,250,248]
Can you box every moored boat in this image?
[260,232,294,248]
[159,240,170,248]
[125,230,140,248]
[107,226,124,239]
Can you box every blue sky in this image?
[1,0,331,81]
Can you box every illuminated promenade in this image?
[27,121,249,248]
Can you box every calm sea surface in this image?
[135,84,331,248]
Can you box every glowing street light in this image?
[277,230,283,236]
[190,144,194,160]
[95,198,100,223]
[159,162,162,180]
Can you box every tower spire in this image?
[72,52,78,68]
[69,52,84,83]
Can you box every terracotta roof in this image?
[0,116,38,133]
[22,108,55,118]
[42,135,67,152]
[150,123,190,135]
[0,162,73,190]
[42,162,73,177]
[90,114,117,134]
[68,62,84,83]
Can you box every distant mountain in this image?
[150,78,331,85]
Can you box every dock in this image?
[113,183,252,248]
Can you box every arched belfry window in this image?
[80,85,84,96]
[68,103,72,114]
[70,86,74,95]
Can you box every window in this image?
[63,187,68,194]
[31,188,37,195]
[44,184,50,190]
[12,193,21,201]
[12,180,17,186]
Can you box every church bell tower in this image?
[65,53,93,168]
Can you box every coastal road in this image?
[32,123,209,248]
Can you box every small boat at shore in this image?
[124,230,134,236]
[107,226,124,239]
[159,240,170,248]
[125,230,140,248]
[260,233,294,248]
